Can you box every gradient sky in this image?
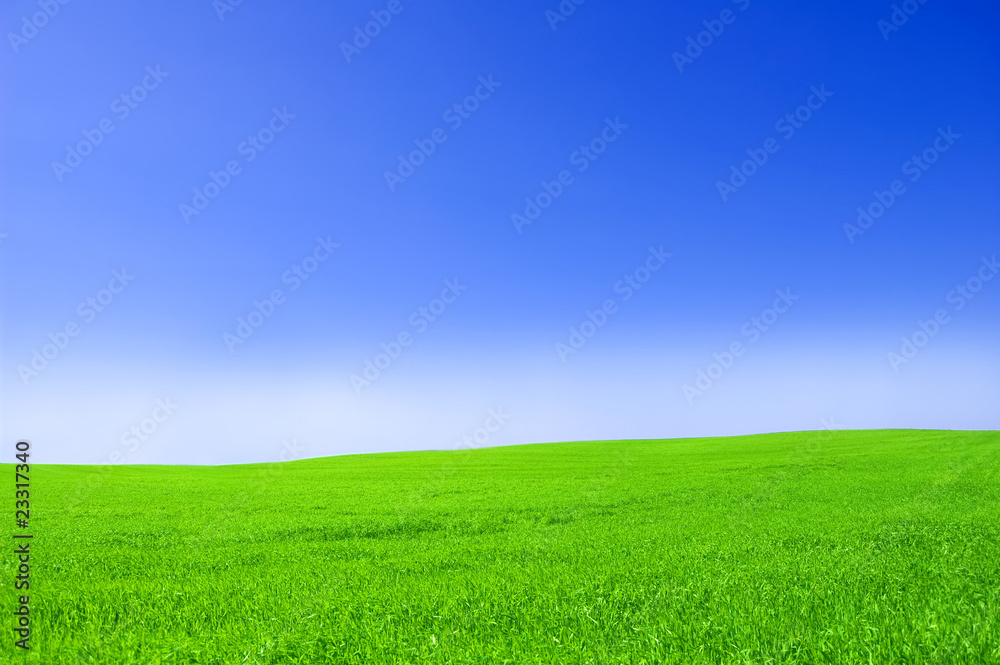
[2,0,998,464]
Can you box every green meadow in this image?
[4,429,999,664]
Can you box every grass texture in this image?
[3,429,999,664]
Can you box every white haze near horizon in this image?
[3,344,998,465]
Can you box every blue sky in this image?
[2,0,998,464]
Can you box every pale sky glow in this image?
[2,1,997,464]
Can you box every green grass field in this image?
[4,429,999,664]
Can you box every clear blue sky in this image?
[2,0,998,464]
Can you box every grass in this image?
[3,429,999,664]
